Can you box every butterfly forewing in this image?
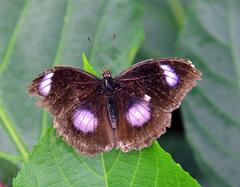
[116,58,201,112]
[115,58,201,151]
[28,66,114,155]
[28,66,99,114]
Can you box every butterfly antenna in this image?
[111,33,116,61]
[87,36,105,69]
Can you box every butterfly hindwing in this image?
[54,94,114,155]
[115,93,171,152]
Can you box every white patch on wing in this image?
[160,64,179,86]
[187,60,195,67]
[39,72,54,96]
[126,101,151,127]
[73,109,97,133]
[144,94,151,102]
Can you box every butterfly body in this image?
[102,70,115,90]
[28,58,201,155]
[106,96,118,129]
[96,70,120,129]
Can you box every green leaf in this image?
[0,158,19,186]
[138,0,190,58]
[0,0,143,162]
[13,128,200,187]
[82,52,97,76]
[177,0,240,186]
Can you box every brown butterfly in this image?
[28,58,201,155]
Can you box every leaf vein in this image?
[0,151,23,164]
[50,134,73,187]
[0,0,31,73]
[76,156,103,178]
[0,104,28,162]
[129,151,141,187]
[196,87,240,127]
[106,150,121,174]
[101,153,109,187]
[153,143,159,187]
[228,0,240,92]
[184,103,240,160]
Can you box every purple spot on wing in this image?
[160,64,179,86]
[165,76,178,86]
[73,109,97,133]
[126,101,151,127]
[42,72,54,81]
[39,72,54,96]
[160,64,174,72]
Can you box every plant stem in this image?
[0,105,28,162]
[0,151,23,164]
[167,0,186,29]
[0,0,30,73]
[40,0,73,136]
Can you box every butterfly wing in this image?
[115,93,171,152]
[114,58,201,151]
[53,93,115,155]
[28,66,114,155]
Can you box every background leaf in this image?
[138,0,190,58]
[0,159,18,186]
[13,128,200,187]
[0,0,143,161]
[177,0,240,186]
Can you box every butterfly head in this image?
[102,69,116,92]
[102,69,112,78]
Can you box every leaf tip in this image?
[82,52,97,76]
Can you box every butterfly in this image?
[28,58,201,155]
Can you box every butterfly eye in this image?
[103,70,112,78]
[160,64,179,86]
[39,72,54,96]
[72,108,98,133]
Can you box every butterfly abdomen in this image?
[106,97,118,129]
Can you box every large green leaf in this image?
[0,0,143,163]
[177,0,240,186]
[13,128,200,187]
[138,0,192,58]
